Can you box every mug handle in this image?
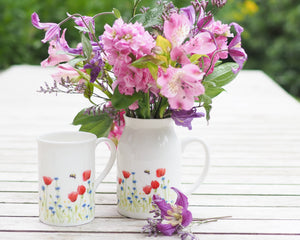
[181,137,210,195]
[94,137,117,189]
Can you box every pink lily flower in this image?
[183,31,216,55]
[51,64,85,85]
[157,64,205,110]
[41,29,73,67]
[163,13,191,47]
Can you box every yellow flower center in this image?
[164,205,183,226]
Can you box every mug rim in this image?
[37,131,96,144]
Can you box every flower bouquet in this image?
[32,0,247,144]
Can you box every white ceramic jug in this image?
[116,116,210,219]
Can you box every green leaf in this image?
[204,87,225,98]
[158,97,169,118]
[131,56,160,80]
[204,62,239,87]
[113,8,121,18]
[190,54,206,64]
[130,4,164,29]
[111,85,143,110]
[74,26,90,33]
[84,82,94,99]
[198,94,212,122]
[131,55,163,69]
[72,109,113,138]
[81,33,92,60]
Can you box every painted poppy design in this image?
[122,170,131,179]
[143,185,152,195]
[77,185,86,195]
[68,191,79,202]
[118,177,122,184]
[156,168,166,178]
[43,176,53,185]
[151,180,160,189]
[82,170,91,181]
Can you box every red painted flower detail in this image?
[143,185,152,195]
[43,176,53,185]
[151,180,160,189]
[77,185,86,195]
[118,177,122,184]
[83,170,91,181]
[156,168,166,178]
[122,171,131,179]
[68,191,79,202]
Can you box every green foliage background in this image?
[0,0,299,97]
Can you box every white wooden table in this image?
[0,65,300,240]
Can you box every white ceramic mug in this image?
[38,131,116,226]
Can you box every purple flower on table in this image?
[228,23,248,74]
[31,12,60,43]
[171,107,205,130]
[152,187,193,236]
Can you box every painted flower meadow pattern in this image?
[39,170,94,225]
[117,168,175,214]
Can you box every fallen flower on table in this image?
[142,187,231,239]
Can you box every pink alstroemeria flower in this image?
[41,29,73,67]
[157,64,205,110]
[228,23,248,74]
[152,187,193,236]
[51,64,85,85]
[31,12,60,43]
[164,13,191,47]
[183,31,216,55]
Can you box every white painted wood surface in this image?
[0,65,300,239]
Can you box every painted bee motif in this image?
[144,170,150,175]
[69,173,76,179]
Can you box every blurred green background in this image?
[0,0,299,98]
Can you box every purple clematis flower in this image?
[228,22,248,74]
[152,187,193,236]
[172,107,205,130]
[31,12,61,43]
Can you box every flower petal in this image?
[172,187,189,209]
[156,222,177,236]
[181,208,193,227]
[152,194,172,218]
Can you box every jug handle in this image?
[181,137,210,195]
[94,137,117,189]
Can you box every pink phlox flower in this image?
[31,12,60,43]
[102,18,155,65]
[228,22,248,73]
[157,64,205,111]
[164,13,192,47]
[152,187,193,236]
[41,29,73,67]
